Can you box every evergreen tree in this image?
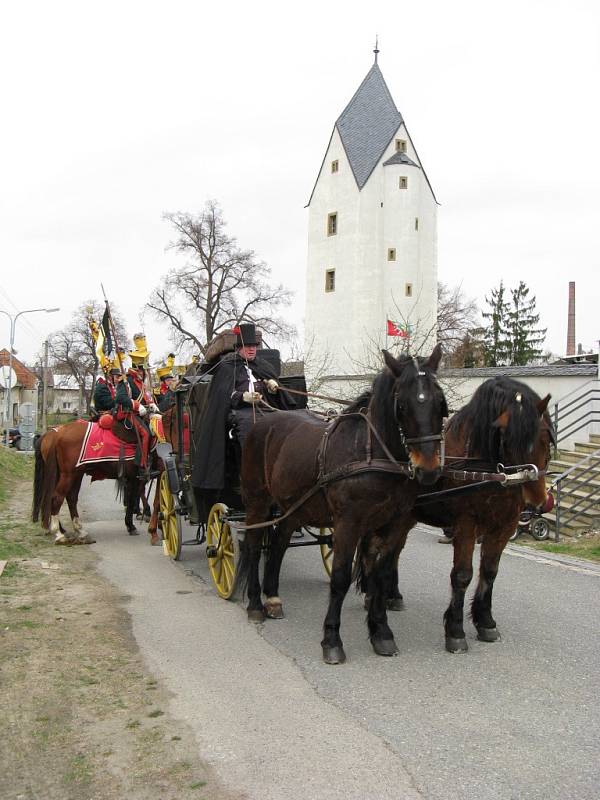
[482,281,510,366]
[504,281,546,365]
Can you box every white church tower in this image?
[305,49,438,378]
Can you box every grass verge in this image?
[518,531,600,563]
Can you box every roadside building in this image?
[0,349,39,428]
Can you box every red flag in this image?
[387,319,402,337]
[387,319,410,338]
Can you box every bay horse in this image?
[385,376,554,653]
[32,419,162,544]
[240,345,448,664]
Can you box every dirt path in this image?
[0,462,240,800]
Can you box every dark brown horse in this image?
[32,420,162,544]
[240,346,448,664]
[385,376,554,653]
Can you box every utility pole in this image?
[0,307,60,445]
[42,340,49,432]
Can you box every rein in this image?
[280,385,352,406]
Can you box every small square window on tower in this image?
[395,139,407,153]
[325,269,336,292]
[399,176,408,190]
[387,248,396,261]
[327,212,337,236]
[415,217,419,231]
[405,283,413,297]
[331,159,339,173]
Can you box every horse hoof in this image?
[143,513,151,523]
[371,638,399,656]
[322,645,346,665]
[128,528,139,536]
[135,514,143,521]
[477,626,500,642]
[247,608,265,623]
[446,636,468,653]
[76,534,96,545]
[264,601,284,619]
[149,534,160,546]
[386,596,404,611]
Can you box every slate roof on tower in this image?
[306,60,438,206]
[336,64,402,189]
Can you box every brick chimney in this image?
[566,282,576,356]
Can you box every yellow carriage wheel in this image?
[319,528,335,577]
[159,471,182,560]
[206,503,240,600]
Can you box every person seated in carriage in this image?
[156,354,179,413]
[191,322,296,494]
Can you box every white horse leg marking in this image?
[72,516,82,533]
[50,515,60,535]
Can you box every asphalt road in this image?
[76,478,600,800]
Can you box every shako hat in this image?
[129,333,150,364]
[156,353,176,380]
[109,354,123,375]
[234,322,261,347]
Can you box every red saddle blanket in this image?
[76,421,137,468]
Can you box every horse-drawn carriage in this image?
[157,346,334,599]
[31,331,555,663]
[155,340,555,663]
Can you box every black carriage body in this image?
[174,350,308,526]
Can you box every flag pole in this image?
[100,284,125,373]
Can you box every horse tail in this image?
[31,434,45,522]
[114,445,127,504]
[354,536,369,595]
[37,436,59,530]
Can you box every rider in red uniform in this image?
[116,334,158,474]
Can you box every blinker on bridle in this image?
[393,357,445,456]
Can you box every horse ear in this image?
[426,343,443,373]
[537,394,551,415]
[381,349,402,377]
[492,410,510,430]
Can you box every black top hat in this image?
[235,322,261,347]
[109,367,122,376]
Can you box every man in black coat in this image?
[191,323,294,492]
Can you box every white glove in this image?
[138,404,147,417]
[242,391,262,404]
[149,403,159,413]
[266,379,279,394]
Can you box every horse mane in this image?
[448,376,547,463]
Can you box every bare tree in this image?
[48,300,128,414]
[437,283,479,364]
[147,200,294,354]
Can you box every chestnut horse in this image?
[240,346,448,664]
[32,420,162,544]
[384,376,554,653]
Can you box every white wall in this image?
[305,124,437,379]
[320,371,599,452]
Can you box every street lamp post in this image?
[1,307,60,447]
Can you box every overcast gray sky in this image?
[1,0,599,366]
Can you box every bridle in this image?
[393,357,446,461]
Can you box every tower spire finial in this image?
[373,35,379,64]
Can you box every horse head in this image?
[492,390,554,509]
[381,343,448,486]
